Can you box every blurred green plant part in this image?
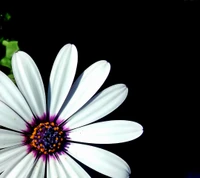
[0,40,19,83]
[0,12,11,21]
[0,12,11,32]
[4,13,11,21]
[0,37,3,43]
[8,73,15,83]
[0,12,16,83]
[0,40,19,68]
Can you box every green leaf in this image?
[0,40,19,68]
[0,56,11,68]
[2,40,19,59]
[8,73,15,84]
[0,40,20,83]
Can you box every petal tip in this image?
[137,122,144,130]
[62,43,77,54]
[97,60,111,73]
[106,61,111,71]
[12,51,29,60]
[123,84,128,92]
[137,123,144,137]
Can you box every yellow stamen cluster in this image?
[29,122,64,154]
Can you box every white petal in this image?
[59,153,91,178]
[1,151,35,178]
[65,84,128,129]
[68,143,131,178]
[12,51,46,117]
[0,129,23,148]
[47,155,66,178]
[0,145,27,174]
[0,101,27,131]
[60,60,110,121]
[48,44,78,116]
[0,71,33,122]
[69,120,143,144]
[28,158,45,178]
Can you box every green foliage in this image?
[0,40,19,68]
[0,40,20,83]
[0,12,19,83]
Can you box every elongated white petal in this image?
[29,158,45,178]
[65,84,128,129]
[0,145,27,174]
[68,143,131,178]
[15,153,35,178]
[2,151,35,178]
[0,101,27,131]
[59,153,91,178]
[48,44,78,116]
[69,120,143,144]
[47,155,66,178]
[0,129,23,148]
[12,51,46,117]
[60,60,110,121]
[0,71,33,122]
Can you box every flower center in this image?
[29,122,64,154]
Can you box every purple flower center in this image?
[29,122,65,155]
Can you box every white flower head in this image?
[0,44,143,178]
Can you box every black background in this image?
[1,3,200,178]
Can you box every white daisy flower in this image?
[0,44,143,178]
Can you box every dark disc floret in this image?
[29,121,65,155]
